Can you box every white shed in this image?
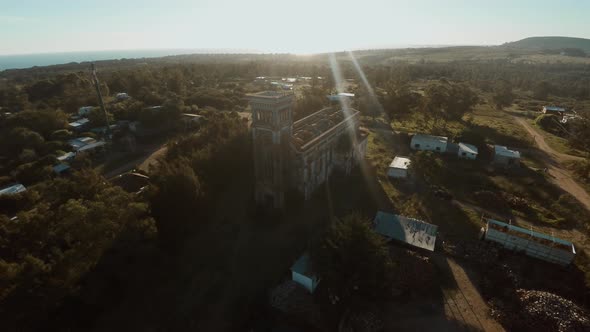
[458,142,478,160]
[387,156,411,178]
[493,145,520,167]
[291,254,320,293]
[410,134,448,153]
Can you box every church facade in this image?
[247,91,368,208]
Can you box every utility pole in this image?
[91,63,111,140]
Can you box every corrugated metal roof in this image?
[0,183,26,196]
[487,218,574,250]
[77,141,106,152]
[412,133,448,144]
[389,156,411,170]
[53,163,70,173]
[544,106,566,112]
[374,211,438,251]
[291,253,314,277]
[57,152,76,161]
[494,145,520,158]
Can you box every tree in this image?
[569,115,590,152]
[533,81,552,100]
[311,214,394,304]
[87,107,114,127]
[492,81,515,109]
[149,160,204,249]
[6,110,68,138]
[0,170,155,330]
[409,151,444,184]
[385,84,422,122]
[419,82,478,127]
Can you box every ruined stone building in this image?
[247,91,368,208]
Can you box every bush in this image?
[535,114,565,136]
[474,190,510,213]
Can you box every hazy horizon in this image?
[0,44,494,71]
[2,0,589,56]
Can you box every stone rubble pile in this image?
[516,289,590,332]
[342,310,384,332]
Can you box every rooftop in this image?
[291,253,315,278]
[69,118,90,127]
[292,107,359,151]
[389,156,411,170]
[374,211,438,251]
[458,142,478,154]
[487,218,575,253]
[182,113,204,118]
[57,151,76,161]
[494,145,521,158]
[543,106,566,112]
[412,133,448,144]
[53,163,70,174]
[77,141,106,152]
[0,183,26,196]
[68,137,97,150]
[246,91,294,99]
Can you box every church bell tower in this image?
[247,91,294,209]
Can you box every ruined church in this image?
[247,91,368,208]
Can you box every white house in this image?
[410,134,448,153]
[387,156,411,178]
[457,142,478,160]
[291,254,320,293]
[493,145,521,167]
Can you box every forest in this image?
[1,49,590,330]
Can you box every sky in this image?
[0,0,589,55]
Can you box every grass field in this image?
[369,99,589,229]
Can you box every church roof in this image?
[292,107,359,151]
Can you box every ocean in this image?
[0,49,250,71]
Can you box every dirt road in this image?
[512,116,590,211]
[433,254,505,332]
[103,144,168,179]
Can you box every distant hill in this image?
[503,36,590,53]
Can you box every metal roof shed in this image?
[458,142,478,160]
[373,211,438,251]
[0,183,26,196]
[484,219,575,266]
[387,156,411,178]
[291,254,320,293]
[410,134,448,153]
